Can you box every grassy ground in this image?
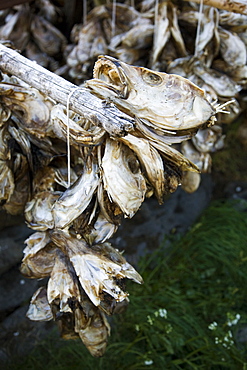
[11,199,247,370]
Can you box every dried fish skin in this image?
[151,2,170,72]
[181,141,212,173]
[84,212,119,245]
[0,123,12,161]
[47,250,81,313]
[118,23,154,50]
[25,192,59,231]
[193,62,242,98]
[21,241,56,279]
[101,138,146,218]
[31,15,67,57]
[24,40,51,69]
[194,6,220,63]
[86,56,216,135]
[51,104,106,146]
[97,182,123,225]
[24,165,59,229]
[8,124,33,169]
[91,242,143,284]
[50,230,143,308]
[56,312,79,340]
[54,161,78,190]
[113,47,146,66]
[169,3,187,57]
[119,134,165,203]
[0,7,31,51]
[135,119,199,172]
[219,27,247,68]
[35,0,62,24]
[219,11,247,30]
[3,153,30,215]
[74,306,110,357]
[67,17,107,79]
[0,104,11,124]
[26,286,53,322]
[32,166,57,194]
[52,161,100,229]
[23,231,51,258]
[0,83,53,138]
[192,126,225,153]
[0,160,14,203]
[152,1,186,68]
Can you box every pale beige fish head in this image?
[86,55,216,133]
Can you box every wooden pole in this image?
[183,0,247,15]
[0,0,31,10]
[0,44,135,137]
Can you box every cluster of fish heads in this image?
[0,0,247,356]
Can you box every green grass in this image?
[12,199,247,369]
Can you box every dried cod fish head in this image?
[101,137,147,218]
[31,15,67,57]
[26,286,53,322]
[21,231,56,278]
[74,305,110,357]
[0,82,53,138]
[0,159,14,204]
[21,240,56,279]
[218,27,247,69]
[52,159,99,229]
[192,126,225,153]
[86,55,216,135]
[50,230,143,311]
[47,249,81,313]
[3,153,30,215]
[25,192,59,231]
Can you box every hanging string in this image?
[66,87,85,188]
[83,0,87,25]
[111,0,116,38]
[154,0,159,38]
[194,0,203,57]
[153,0,159,63]
[155,0,159,24]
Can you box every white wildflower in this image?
[144,360,153,365]
[208,321,218,330]
[227,313,241,327]
[147,315,154,325]
[158,308,167,318]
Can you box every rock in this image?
[0,305,55,365]
[0,210,24,231]
[0,266,41,319]
[0,223,32,274]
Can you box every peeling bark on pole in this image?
[183,0,247,15]
[0,44,135,137]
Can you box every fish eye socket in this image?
[142,71,162,85]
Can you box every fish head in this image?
[86,55,216,135]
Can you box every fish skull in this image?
[85,55,216,136]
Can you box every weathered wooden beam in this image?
[0,44,135,137]
[0,0,31,10]
[183,0,247,15]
